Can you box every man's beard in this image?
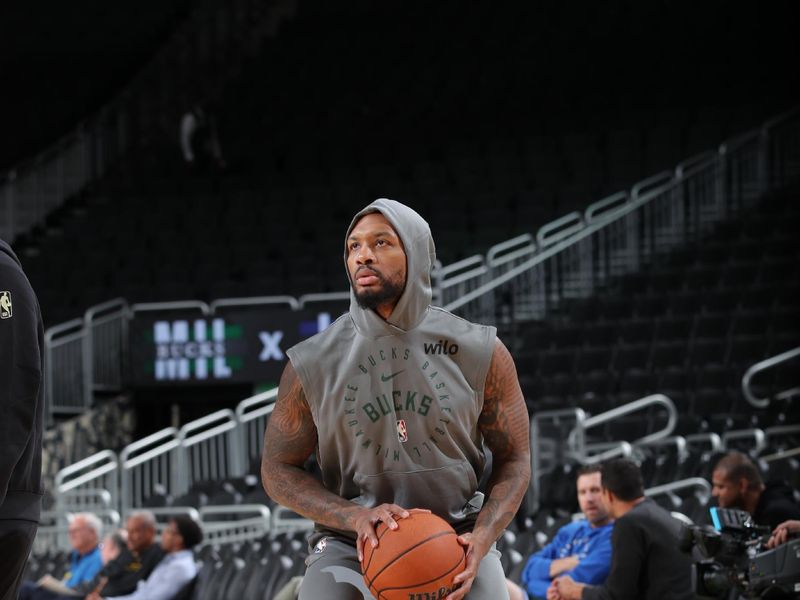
[351,269,405,311]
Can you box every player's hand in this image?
[353,505,429,562]
[445,530,492,600]
[766,519,800,549]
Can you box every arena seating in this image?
[514,184,800,434]
[13,0,794,326]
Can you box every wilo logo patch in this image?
[423,339,458,355]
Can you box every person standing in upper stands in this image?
[262,199,531,600]
[0,238,45,600]
[551,459,693,600]
[711,451,800,531]
[87,515,202,600]
[506,465,614,600]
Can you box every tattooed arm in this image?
[449,338,532,599]
[261,360,415,558]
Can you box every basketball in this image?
[361,512,467,600]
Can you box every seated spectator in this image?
[552,458,693,600]
[76,511,164,597]
[711,451,800,530]
[507,465,614,600]
[87,515,202,600]
[19,513,104,600]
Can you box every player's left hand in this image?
[445,530,492,600]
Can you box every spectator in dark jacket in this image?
[711,451,800,530]
[0,239,44,600]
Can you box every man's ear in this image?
[737,478,749,495]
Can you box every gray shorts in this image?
[298,536,509,600]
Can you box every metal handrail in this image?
[84,298,128,322]
[685,432,723,453]
[634,435,689,463]
[178,409,238,445]
[645,477,712,499]
[440,264,489,288]
[630,170,672,200]
[235,389,278,421]
[200,503,271,520]
[584,191,629,223]
[486,234,536,266]
[44,318,86,419]
[675,151,717,178]
[742,346,800,408]
[580,442,634,465]
[210,295,299,312]
[54,450,118,492]
[297,291,350,308]
[570,394,677,461]
[437,254,485,280]
[536,211,583,247]
[718,128,761,154]
[271,504,314,532]
[130,300,211,315]
[120,428,181,467]
[762,105,800,131]
[764,425,800,447]
[721,428,767,455]
[59,488,114,510]
[83,298,128,399]
[759,446,800,463]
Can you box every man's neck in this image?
[743,488,763,515]
[589,517,611,528]
[614,496,645,518]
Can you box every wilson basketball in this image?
[361,511,466,600]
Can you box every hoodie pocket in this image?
[352,461,479,522]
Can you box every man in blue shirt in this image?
[19,512,104,599]
[87,515,202,600]
[508,465,614,600]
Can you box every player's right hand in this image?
[353,505,430,562]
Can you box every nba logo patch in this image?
[397,419,408,443]
[0,291,11,319]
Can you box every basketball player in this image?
[262,199,531,600]
[0,239,44,600]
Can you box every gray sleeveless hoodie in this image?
[286,199,496,538]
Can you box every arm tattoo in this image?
[474,339,531,540]
[261,361,359,531]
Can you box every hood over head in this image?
[344,198,436,336]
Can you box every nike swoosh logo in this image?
[381,370,405,382]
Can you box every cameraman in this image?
[711,452,800,531]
